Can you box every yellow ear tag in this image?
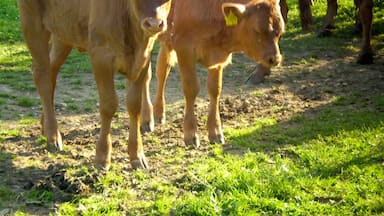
[224,10,238,27]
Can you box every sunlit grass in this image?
[173,123,384,215]
[0,43,31,72]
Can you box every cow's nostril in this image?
[158,20,164,29]
[143,20,151,29]
[268,57,276,65]
[142,18,165,33]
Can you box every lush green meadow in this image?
[1,0,384,215]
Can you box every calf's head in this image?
[222,0,285,68]
[131,0,172,35]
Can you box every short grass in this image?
[1,0,384,215]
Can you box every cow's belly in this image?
[195,45,231,69]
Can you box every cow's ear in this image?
[222,3,246,26]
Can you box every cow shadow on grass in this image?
[223,49,384,179]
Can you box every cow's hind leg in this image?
[18,2,70,151]
[207,67,225,144]
[90,51,118,170]
[154,42,173,124]
[317,0,338,37]
[356,0,373,64]
[299,0,314,32]
[176,47,200,147]
[140,63,154,133]
[126,64,150,169]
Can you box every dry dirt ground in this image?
[1,36,384,214]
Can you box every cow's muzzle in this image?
[266,54,282,67]
[141,17,166,34]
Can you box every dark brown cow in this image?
[18,0,172,169]
[286,0,373,64]
[317,0,373,64]
[153,0,285,146]
[247,0,373,85]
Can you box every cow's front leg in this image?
[91,54,117,170]
[207,67,225,144]
[177,48,200,147]
[126,66,149,169]
[140,62,154,133]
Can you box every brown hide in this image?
[154,0,285,146]
[17,0,172,169]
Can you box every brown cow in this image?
[247,0,373,85]
[153,0,285,146]
[17,0,172,169]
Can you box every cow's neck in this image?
[120,6,156,80]
[211,25,242,54]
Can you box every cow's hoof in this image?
[246,73,265,85]
[47,131,63,152]
[155,117,166,125]
[301,25,314,33]
[209,135,225,145]
[141,122,155,134]
[94,159,111,171]
[131,157,149,170]
[185,137,200,148]
[317,29,333,38]
[94,163,110,171]
[357,53,373,65]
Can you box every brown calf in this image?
[18,0,172,169]
[154,0,285,146]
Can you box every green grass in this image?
[171,94,384,215]
[16,96,39,107]
[1,0,384,215]
[0,0,22,43]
